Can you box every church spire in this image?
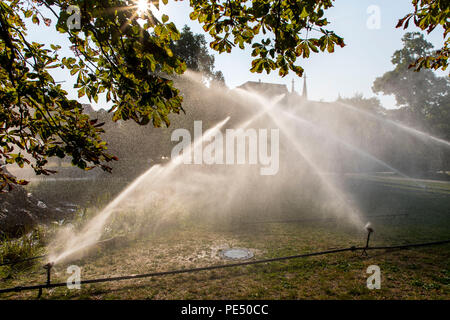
[302,74,308,100]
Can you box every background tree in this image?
[373,32,450,173]
[373,32,450,139]
[171,25,224,84]
[337,93,385,116]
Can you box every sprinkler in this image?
[43,262,54,286]
[37,262,54,298]
[363,223,374,256]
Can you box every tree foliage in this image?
[1,0,187,191]
[373,32,450,139]
[171,25,224,84]
[0,0,346,191]
[1,0,449,191]
[337,93,385,116]
[189,0,345,77]
[396,0,449,74]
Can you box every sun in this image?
[136,0,150,15]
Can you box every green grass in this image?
[0,175,449,300]
[0,230,43,263]
[0,229,46,280]
[1,219,448,300]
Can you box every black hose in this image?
[0,239,449,295]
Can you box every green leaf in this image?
[300,7,309,19]
[78,87,86,98]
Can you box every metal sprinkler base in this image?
[219,248,254,261]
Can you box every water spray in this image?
[337,101,450,148]
[280,109,427,189]
[49,117,231,264]
[363,223,374,256]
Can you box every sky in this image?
[25,0,447,110]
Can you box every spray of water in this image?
[49,117,230,264]
[336,101,450,149]
[48,90,288,265]
[235,88,364,228]
[279,109,427,189]
[48,83,419,265]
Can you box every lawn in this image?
[0,175,449,300]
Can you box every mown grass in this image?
[0,175,449,300]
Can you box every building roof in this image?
[237,81,289,97]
